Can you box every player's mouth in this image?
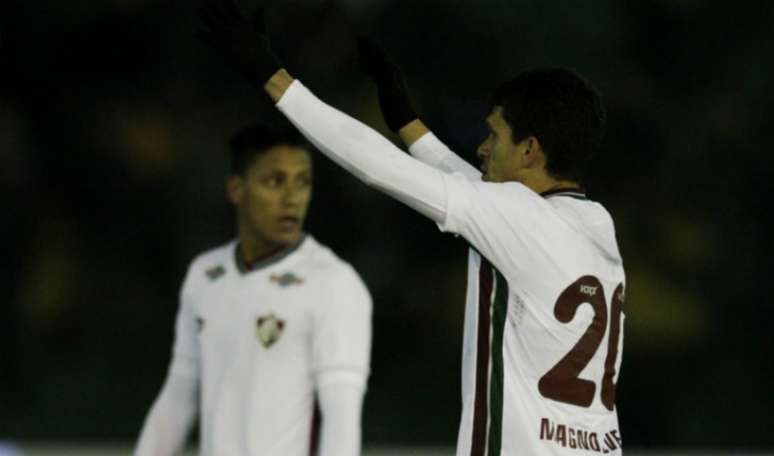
[277,215,302,230]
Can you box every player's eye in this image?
[297,174,312,187]
[262,174,284,187]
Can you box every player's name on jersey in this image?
[539,418,622,453]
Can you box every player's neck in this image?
[238,233,287,266]
[523,174,581,196]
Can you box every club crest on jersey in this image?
[206,265,226,281]
[270,272,304,287]
[256,313,285,348]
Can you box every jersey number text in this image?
[538,276,624,411]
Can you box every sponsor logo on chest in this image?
[269,272,304,287]
[205,265,226,281]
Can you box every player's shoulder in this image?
[458,175,550,206]
[185,239,237,282]
[548,194,617,236]
[299,236,364,283]
[301,237,372,311]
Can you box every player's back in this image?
[442,181,625,456]
[502,193,624,455]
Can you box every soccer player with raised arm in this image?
[199,2,625,454]
[134,121,372,456]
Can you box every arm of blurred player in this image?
[313,267,372,456]
[134,273,200,456]
[134,372,198,456]
[357,37,481,179]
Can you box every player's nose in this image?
[280,186,305,206]
[477,142,490,159]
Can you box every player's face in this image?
[230,145,312,249]
[477,106,531,183]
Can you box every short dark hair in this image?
[229,119,312,175]
[492,68,606,183]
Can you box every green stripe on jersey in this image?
[488,269,509,455]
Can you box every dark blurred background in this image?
[1,0,773,451]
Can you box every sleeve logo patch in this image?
[206,265,226,281]
[270,272,304,287]
[256,313,286,348]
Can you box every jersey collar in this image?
[540,187,588,200]
[234,234,307,274]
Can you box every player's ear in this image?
[226,175,243,205]
[521,136,544,169]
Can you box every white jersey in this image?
[443,179,625,456]
[275,81,625,456]
[171,235,372,456]
[409,133,625,455]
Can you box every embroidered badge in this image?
[206,265,225,281]
[256,314,286,348]
[196,317,205,333]
[269,272,304,287]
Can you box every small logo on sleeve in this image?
[269,272,304,287]
[256,314,286,348]
[206,265,226,281]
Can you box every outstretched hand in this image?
[356,37,417,133]
[197,0,281,88]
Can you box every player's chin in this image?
[269,227,303,246]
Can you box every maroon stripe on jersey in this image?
[309,397,321,456]
[471,258,494,456]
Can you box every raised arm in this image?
[199,2,449,223]
[357,38,481,180]
[268,71,448,222]
[403,121,482,180]
[196,0,542,281]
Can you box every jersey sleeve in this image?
[439,173,562,277]
[311,265,372,390]
[316,382,365,456]
[276,80,448,223]
[169,265,201,380]
[134,266,201,455]
[134,371,198,456]
[408,131,482,181]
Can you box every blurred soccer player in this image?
[134,121,372,456]
[199,1,625,454]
